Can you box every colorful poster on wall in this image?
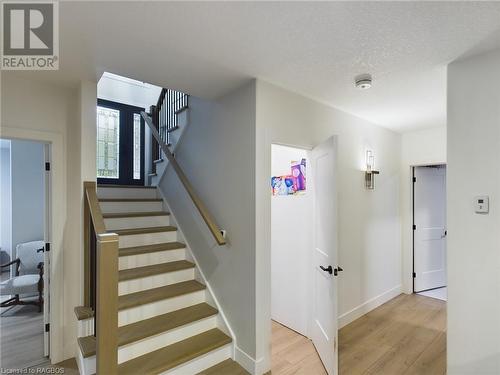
[271,158,306,196]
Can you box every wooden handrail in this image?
[141,112,227,246]
[83,181,118,374]
[84,181,106,235]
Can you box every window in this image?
[133,113,141,180]
[97,106,120,179]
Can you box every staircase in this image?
[75,184,248,375]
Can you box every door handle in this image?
[320,265,333,274]
[37,247,45,253]
[320,265,344,276]
[334,266,343,276]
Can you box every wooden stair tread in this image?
[118,328,232,375]
[118,280,206,310]
[99,198,162,202]
[103,211,169,218]
[74,306,93,321]
[77,303,218,358]
[97,184,157,189]
[119,242,186,257]
[197,359,250,375]
[119,260,195,281]
[112,226,177,236]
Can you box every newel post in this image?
[96,232,119,374]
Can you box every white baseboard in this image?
[234,346,268,375]
[338,285,402,329]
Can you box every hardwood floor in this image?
[339,293,446,375]
[0,297,46,369]
[272,321,327,375]
[272,293,446,375]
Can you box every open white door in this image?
[414,166,446,292]
[311,136,338,375]
[43,144,51,357]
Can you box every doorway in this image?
[413,165,447,300]
[270,138,338,375]
[0,138,51,369]
[96,99,145,186]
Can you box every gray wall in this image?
[11,139,45,259]
[0,143,12,264]
[447,49,500,374]
[158,81,257,357]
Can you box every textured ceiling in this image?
[6,2,500,132]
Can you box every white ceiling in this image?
[98,72,162,109]
[7,2,500,132]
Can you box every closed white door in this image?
[414,166,447,292]
[311,137,338,375]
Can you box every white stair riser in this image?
[119,231,177,248]
[118,317,217,364]
[77,349,95,375]
[119,290,206,326]
[119,269,195,296]
[77,317,94,337]
[97,187,158,200]
[105,215,170,231]
[119,249,186,270]
[100,201,163,214]
[162,344,232,375]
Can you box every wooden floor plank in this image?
[339,293,446,375]
[272,293,446,375]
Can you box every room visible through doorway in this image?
[0,138,51,369]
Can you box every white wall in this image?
[1,74,95,363]
[256,80,402,372]
[0,141,12,264]
[447,49,500,374]
[400,126,447,293]
[271,144,311,336]
[10,139,45,259]
[158,81,257,364]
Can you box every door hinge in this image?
[45,162,51,171]
[413,177,416,183]
[45,323,50,332]
[413,225,416,230]
[45,243,50,252]
[413,272,416,278]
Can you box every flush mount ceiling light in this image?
[355,74,372,90]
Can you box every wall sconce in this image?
[365,150,379,190]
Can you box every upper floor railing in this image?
[149,88,189,173]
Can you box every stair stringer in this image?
[156,190,237,360]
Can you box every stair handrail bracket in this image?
[83,181,119,374]
[141,111,227,246]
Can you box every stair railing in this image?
[83,181,119,374]
[150,88,189,174]
[141,112,227,246]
